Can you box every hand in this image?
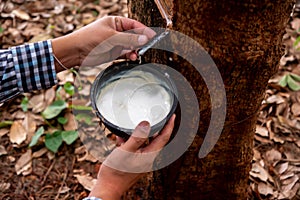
[52,16,156,72]
[88,115,176,200]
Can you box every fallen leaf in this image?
[282,176,299,193]
[250,162,269,182]
[57,70,74,85]
[12,9,30,20]
[0,182,11,192]
[32,148,48,158]
[280,172,295,180]
[28,93,45,113]
[276,162,289,174]
[15,149,32,175]
[0,128,9,137]
[0,145,7,156]
[74,174,97,191]
[29,33,53,43]
[45,87,56,106]
[265,149,282,165]
[256,125,269,137]
[258,182,273,196]
[291,102,300,116]
[63,112,78,131]
[78,84,91,96]
[9,121,27,145]
[266,95,285,104]
[23,113,37,144]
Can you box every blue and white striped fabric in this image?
[0,40,57,103]
[83,197,102,200]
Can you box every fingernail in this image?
[138,35,148,45]
[138,121,150,132]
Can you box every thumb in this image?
[121,121,151,152]
[111,32,149,49]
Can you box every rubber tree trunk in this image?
[127,1,294,199]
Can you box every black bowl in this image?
[90,61,178,139]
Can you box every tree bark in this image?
[127,1,294,199]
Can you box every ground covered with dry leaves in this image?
[0,0,300,199]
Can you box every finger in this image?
[143,114,175,152]
[116,136,125,146]
[121,121,151,152]
[111,32,149,49]
[116,17,156,37]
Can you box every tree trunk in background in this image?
[127,1,294,199]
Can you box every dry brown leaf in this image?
[282,176,299,196]
[32,147,48,158]
[280,172,295,180]
[63,112,77,131]
[15,149,32,175]
[258,182,273,196]
[28,93,45,113]
[276,162,289,174]
[78,84,91,96]
[57,70,74,85]
[12,9,30,20]
[60,186,70,194]
[0,145,7,156]
[0,182,11,192]
[256,125,269,137]
[0,128,9,137]
[76,146,98,163]
[13,110,25,119]
[74,174,97,191]
[29,33,53,43]
[23,27,44,38]
[45,87,56,107]
[23,113,37,145]
[265,149,282,165]
[291,103,300,116]
[250,162,269,182]
[266,95,285,104]
[9,121,26,145]
[253,148,261,161]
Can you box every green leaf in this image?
[21,96,29,112]
[75,113,93,125]
[45,131,63,153]
[0,121,13,128]
[294,36,300,47]
[278,74,288,87]
[290,73,300,82]
[42,100,67,119]
[64,82,75,96]
[29,127,44,147]
[56,86,62,100]
[70,105,92,111]
[0,26,3,34]
[62,130,78,145]
[58,117,68,125]
[287,75,300,91]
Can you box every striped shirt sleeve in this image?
[0,40,57,103]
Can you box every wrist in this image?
[89,181,122,200]
[51,35,80,73]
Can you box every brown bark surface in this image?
[127,1,294,199]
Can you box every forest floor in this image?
[0,0,300,199]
